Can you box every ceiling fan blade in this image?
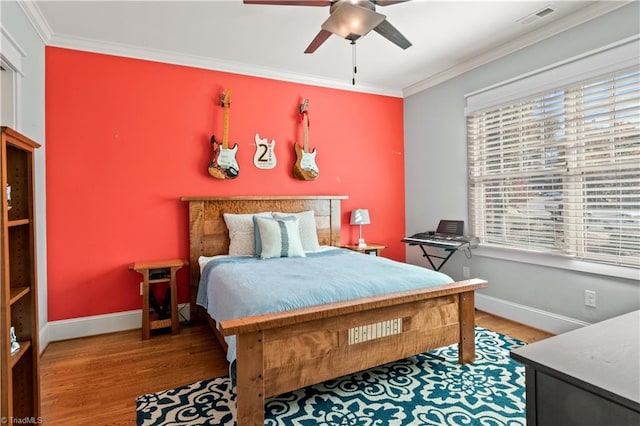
[304,29,332,53]
[243,0,331,5]
[371,0,410,6]
[373,19,412,49]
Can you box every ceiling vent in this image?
[517,4,556,25]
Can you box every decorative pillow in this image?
[253,215,294,255]
[273,210,320,252]
[223,212,272,256]
[255,216,306,259]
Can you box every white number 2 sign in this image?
[253,133,277,170]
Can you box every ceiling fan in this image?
[244,0,412,53]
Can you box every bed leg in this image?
[235,331,266,426]
[458,291,476,364]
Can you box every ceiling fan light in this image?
[321,3,385,41]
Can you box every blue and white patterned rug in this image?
[136,327,526,425]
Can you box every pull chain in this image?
[351,40,357,85]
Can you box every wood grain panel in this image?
[264,329,339,368]
[459,291,476,364]
[221,280,486,336]
[236,331,265,426]
[263,324,460,397]
[261,295,459,346]
[261,296,459,372]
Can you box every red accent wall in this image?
[45,47,406,321]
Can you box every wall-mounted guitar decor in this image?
[208,89,239,180]
[293,99,319,181]
[253,133,276,170]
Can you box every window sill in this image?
[474,245,639,281]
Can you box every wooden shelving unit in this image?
[1,127,41,422]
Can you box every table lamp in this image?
[350,209,370,248]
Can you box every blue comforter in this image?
[197,248,453,364]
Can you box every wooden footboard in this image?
[220,279,488,426]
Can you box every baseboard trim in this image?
[39,322,50,354]
[475,293,590,335]
[38,297,585,353]
[39,303,191,353]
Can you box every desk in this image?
[510,310,640,425]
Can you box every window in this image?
[467,56,639,269]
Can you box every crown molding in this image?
[46,32,402,97]
[17,0,53,44]
[52,32,402,97]
[403,1,632,97]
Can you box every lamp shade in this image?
[321,3,385,41]
[350,209,371,225]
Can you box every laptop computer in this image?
[436,220,464,236]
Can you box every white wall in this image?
[1,0,48,336]
[404,2,640,333]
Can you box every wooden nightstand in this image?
[342,243,386,256]
[129,259,187,340]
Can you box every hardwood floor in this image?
[39,311,552,425]
[475,310,552,343]
[40,325,226,425]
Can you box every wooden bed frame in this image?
[182,195,488,425]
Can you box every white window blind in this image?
[467,66,640,268]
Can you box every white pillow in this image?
[223,212,272,256]
[255,216,306,259]
[273,210,320,252]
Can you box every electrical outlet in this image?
[463,266,470,278]
[584,290,596,307]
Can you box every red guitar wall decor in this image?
[293,99,319,181]
[208,89,239,180]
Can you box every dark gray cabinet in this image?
[511,310,640,426]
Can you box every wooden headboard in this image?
[180,195,348,318]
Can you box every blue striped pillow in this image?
[254,216,306,260]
